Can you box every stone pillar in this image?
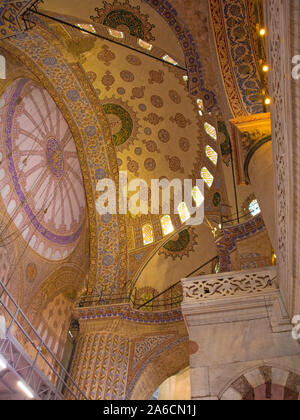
[247,140,275,247]
[264,0,300,318]
[68,319,129,400]
[230,114,276,249]
[181,267,299,400]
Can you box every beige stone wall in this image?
[248,142,276,250]
[158,367,191,400]
[182,269,300,400]
[236,230,273,270]
[229,229,273,272]
[135,223,217,294]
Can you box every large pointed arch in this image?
[0,24,128,295]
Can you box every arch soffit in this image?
[0,26,128,294]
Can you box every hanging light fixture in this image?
[0,354,7,372]
[17,380,34,399]
[262,64,269,72]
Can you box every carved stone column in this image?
[67,318,130,400]
[230,113,276,249]
[264,0,300,318]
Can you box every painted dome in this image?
[0,79,86,260]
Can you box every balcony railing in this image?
[76,256,219,312]
[182,266,277,303]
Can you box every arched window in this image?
[215,261,220,273]
[139,39,153,51]
[0,55,6,80]
[204,122,217,141]
[201,167,214,188]
[108,28,124,39]
[177,202,190,223]
[205,145,218,165]
[192,186,204,207]
[142,224,154,245]
[162,54,178,66]
[160,215,174,236]
[249,199,261,216]
[197,99,204,116]
[76,23,96,34]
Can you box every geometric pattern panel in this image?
[68,332,129,400]
[159,228,198,261]
[90,0,155,42]
[0,1,37,40]
[132,334,174,370]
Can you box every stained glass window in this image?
[205,145,218,165]
[162,55,178,66]
[142,224,154,245]
[0,55,6,80]
[215,261,220,273]
[192,186,204,207]
[249,199,261,216]
[197,99,204,116]
[76,24,96,33]
[201,167,214,188]
[151,388,159,400]
[160,215,174,236]
[138,39,153,51]
[204,122,217,141]
[108,28,124,39]
[178,202,190,223]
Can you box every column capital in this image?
[230,113,272,184]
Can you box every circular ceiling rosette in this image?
[0,79,86,260]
